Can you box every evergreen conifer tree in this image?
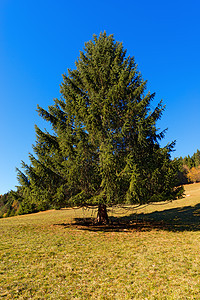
[192,149,200,168]
[17,32,183,222]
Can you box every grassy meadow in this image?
[1,183,200,299]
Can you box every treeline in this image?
[0,191,20,218]
[176,149,200,184]
[0,188,50,218]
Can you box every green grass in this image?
[1,183,200,299]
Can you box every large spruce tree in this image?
[17,32,183,221]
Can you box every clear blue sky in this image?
[0,0,200,194]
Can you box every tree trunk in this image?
[97,204,109,224]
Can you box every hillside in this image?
[1,183,200,299]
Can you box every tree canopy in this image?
[16,32,183,219]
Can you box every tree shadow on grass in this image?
[55,203,200,232]
[134,203,200,232]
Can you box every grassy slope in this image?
[1,183,200,299]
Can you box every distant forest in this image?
[177,149,200,184]
[1,149,200,218]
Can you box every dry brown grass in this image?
[1,183,200,299]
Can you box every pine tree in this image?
[17,32,183,222]
[192,149,200,168]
